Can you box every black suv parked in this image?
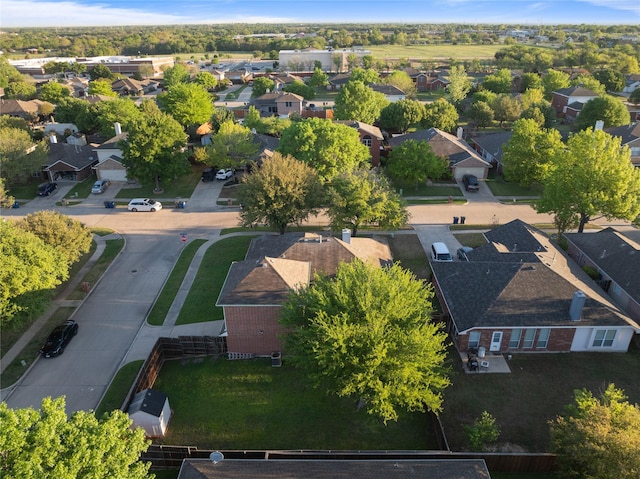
[462,174,479,192]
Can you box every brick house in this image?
[565,228,640,326]
[44,141,98,181]
[217,232,392,356]
[335,120,384,166]
[416,73,450,92]
[431,220,639,354]
[469,131,513,175]
[550,86,599,118]
[251,92,304,117]
[604,122,640,168]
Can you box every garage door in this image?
[99,169,128,182]
[453,167,486,180]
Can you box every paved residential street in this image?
[0,178,635,413]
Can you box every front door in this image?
[490,331,503,352]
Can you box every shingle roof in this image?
[369,83,405,96]
[96,132,128,149]
[565,228,640,305]
[553,86,599,97]
[128,389,167,417]
[178,459,492,479]
[431,220,635,333]
[217,233,392,306]
[45,143,97,170]
[470,131,513,160]
[335,120,383,139]
[604,122,640,145]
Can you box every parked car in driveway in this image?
[457,246,473,261]
[462,174,479,192]
[127,198,163,212]
[216,168,233,180]
[430,242,453,262]
[91,179,110,194]
[41,320,78,358]
[37,182,57,196]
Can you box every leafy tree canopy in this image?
[38,81,71,103]
[201,120,258,169]
[251,77,275,97]
[4,80,37,100]
[89,63,114,81]
[94,97,143,137]
[157,82,213,128]
[238,152,324,234]
[521,72,542,92]
[349,67,380,85]
[576,95,630,130]
[383,70,416,98]
[278,118,370,181]
[466,100,494,128]
[280,259,450,423]
[162,63,190,87]
[422,98,459,133]
[308,67,329,88]
[0,396,153,479]
[447,65,472,105]
[378,99,425,134]
[629,88,640,105]
[542,69,570,100]
[284,80,316,100]
[209,106,237,134]
[334,80,389,125]
[87,79,117,97]
[550,384,640,479]
[0,127,47,184]
[17,210,93,267]
[327,168,408,236]
[193,71,218,90]
[53,97,96,132]
[570,74,606,96]
[491,94,523,127]
[386,139,450,188]
[535,128,640,234]
[481,68,513,94]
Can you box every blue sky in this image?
[1,0,638,27]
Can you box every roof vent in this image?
[569,291,586,321]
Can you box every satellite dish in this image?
[209,451,224,464]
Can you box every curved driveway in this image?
[1,178,633,413]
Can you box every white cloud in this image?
[0,0,293,27]
[578,0,640,13]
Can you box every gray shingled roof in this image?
[128,389,167,417]
[46,143,98,170]
[178,459,491,479]
[553,86,599,97]
[565,228,640,305]
[604,122,640,146]
[369,83,405,96]
[96,132,128,149]
[470,131,513,160]
[432,220,633,333]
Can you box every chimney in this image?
[456,127,463,140]
[49,135,57,144]
[569,291,586,321]
[594,120,604,131]
[114,122,122,135]
[341,228,351,244]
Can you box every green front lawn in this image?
[485,175,542,197]
[398,184,464,197]
[95,360,144,417]
[175,235,256,324]
[153,358,436,450]
[115,168,202,199]
[65,177,95,199]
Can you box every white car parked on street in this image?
[127,198,163,212]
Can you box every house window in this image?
[522,329,536,348]
[268,106,277,113]
[536,328,550,349]
[362,135,372,147]
[592,329,616,347]
[468,331,480,349]
[285,101,292,107]
[509,329,521,348]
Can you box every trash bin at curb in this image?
[460,216,466,224]
[271,351,282,367]
[104,200,115,208]
[453,216,459,224]
[174,200,186,209]
[81,282,91,293]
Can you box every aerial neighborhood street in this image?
[1,6,640,478]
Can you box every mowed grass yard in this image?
[153,358,436,450]
[369,44,505,60]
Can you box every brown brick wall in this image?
[224,305,285,355]
[457,327,576,353]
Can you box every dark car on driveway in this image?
[40,320,78,358]
[37,182,57,196]
[462,174,479,192]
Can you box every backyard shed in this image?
[128,389,171,437]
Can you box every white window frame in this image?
[362,135,372,147]
[592,329,616,348]
[536,328,550,349]
[522,328,536,348]
[509,328,521,348]
[468,331,480,349]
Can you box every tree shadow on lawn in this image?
[152,358,439,451]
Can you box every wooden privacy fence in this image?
[142,446,557,474]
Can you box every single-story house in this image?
[127,389,171,438]
[469,131,513,175]
[550,86,599,117]
[369,83,406,102]
[604,122,640,167]
[272,72,305,90]
[388,128,491,180]
[431,220,639,354]
[565,228,640,325]
[327,72,351,90]
[335,120,384,166]
[111,77,144,96]
[44,141,98,181]
[0,98,44,120]
[93,130,129,182]
[251,92,304,117]
[217,232,392,356]
[177,459,492,479]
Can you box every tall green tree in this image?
[550,384,640,479]
[308,67,329,88]
[630,88,640,105]
[209,106,237,134]
[386,140,449,188]
[378,99,425,134]
[4,80,37,100]
[157,82,213,128]
[280,260,450,423]
[334,81,389,125]
[38,81,70,103]
[87,79,117,97]
[162,63,190,87]
[535,128,640,234]
[446,65,472,106]
[53,97,96,132]
[94,97,143,137]
[193,71,218,90]
[466,101,494,128]
[570,74,606,96]
[384,70,416,97]
[502,118,564,187]
[521,72,542,92]
[89,63,114,81]
[422,98,459,132]
[17,211,93,267]
[202,120,258,170]
[284,80,316,100]
[0,220,67,323]
[481,68,513,94]
[491,94,523,127]
[0,396,153,479]
[251,77,275,97]
[327,168,408,236]
[120,108,189,192]
[238,152,323,234]
[576,95,630,130]
[0,127,47,183]
[542,69,570,100]
[349,67,380,85]
[278,118,370,182]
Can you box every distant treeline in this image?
[1,23,639,62]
